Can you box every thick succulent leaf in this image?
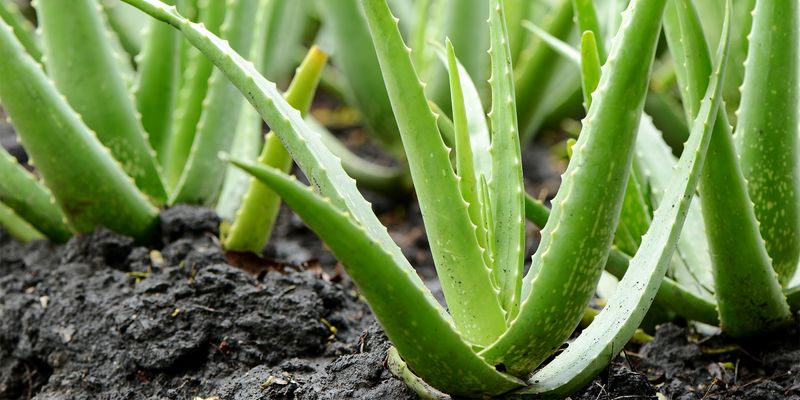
[445,40,489,267]
[480,0,667,376]
[170,0,260,205]
[36,0,166,203]
[261,0,310,84]
[579,31,602,110]
[634,117,715,302]
[0,201,43,243]
[521,20,580,64]
[101,0,146,57]
[515,0,573,142]
[119,0,457,341]
[0,149,72,242]
[215,0,272,221]
[428,0,489,114]
[518,10,730,394]
[133,0,180,165]
[361,0,507,345]
[223,46,327,254]
[0,0,41,62]
[564,2,716,305]
[230,159,524,396]
[572,0,605,58]
[316,0,403,158]
[734,0,800,286]
[504,0,537,64]
[431,41,492,184]
[488,0,526,319]
[666,0,791,336]
[118,0,405,268]
[313,117,410,194]
[525,194,719,325]
[0,18,158,239]
[166,0,227,188]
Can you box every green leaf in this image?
[0,201,43,243]
[519,7,730,393]
[361,0,507,345]
[572,0,605,58]
[37,0,166,203]
[734,0,800,286]
[229,159,523,396]
[665,0,791,336]
[166,0,227,188]
[445,39,489,267]
[134,0,180,165]
[0,149,72,242]
[316,0,403,158]
[0,18,158,240]
[0,0,41,62]
[223,45,327,254]
[170,0,260,205]
[515,0,573,142]
[579,31,602,110]
[488,0,526,318]
[480,0,667,376]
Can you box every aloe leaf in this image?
[579,31,602,110]
[133,0,180,165]
[504,0,536,64]
[520,10,730,394]
[361,0,507,345]
[515,0,573,142]
[572,0,605,58]
[546,11,715,302]
[734,0,800,286]
[215,0,272,221]
[101,0,146,57]
[0,0,41,62]
[313,118,410,194]
[666,0,790,336]
[410,0,432,73]
[428,0,489,114]
[430,41,492,183]
[635,118,715,302]
[36,0,166,203]
[170,0,260,205]
[445,39,491,269]
[525,194,720,325]
[0,18,158,239]
[0,149,72,242]
[223,45,327,254]
[487,0,526,318]
[316,0,403,158]
[262,0,310,84]
[480,0,667,376]
[0,201,43,243]
[521,20,580,64]
[229,159,523,396]
[166,0,227,188]
[118,0,447,321]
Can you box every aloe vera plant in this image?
[0,0,328,244]
[115,0,734,396]
[539,0,800,337]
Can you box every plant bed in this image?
[4,205,800,400]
